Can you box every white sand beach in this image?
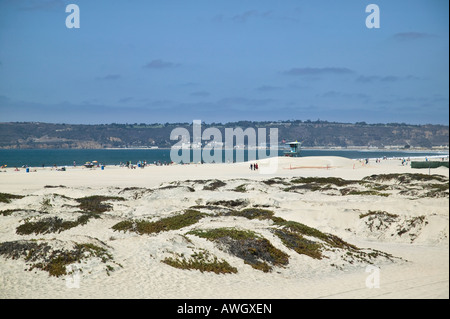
[0,156,448,299]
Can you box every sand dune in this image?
[0,156,448,298]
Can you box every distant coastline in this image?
[1,121,448,150]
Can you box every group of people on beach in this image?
[123,160,147,169]
[121,160,173,169]
[249,163,259,171]
[401,158,411,166]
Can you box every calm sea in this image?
[0,148,448,167]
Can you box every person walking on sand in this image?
[250,163,253,170]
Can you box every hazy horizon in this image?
[1,119,449,127]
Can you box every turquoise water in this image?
[0,148,447,167]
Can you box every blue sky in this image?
[0,0,448,124]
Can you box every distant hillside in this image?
[0,121,448,149]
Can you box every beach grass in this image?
[0,192,25,203]
[188,227,289,272]
[233,184,247,193]
[76,195,125,214]
[359,210,399,219]
[162,250,238,274]
[206,199,248,208]
[422,183,449,198]
[290,177,358,187]
[202,180,227,191]
[112,209,206,235]
[0,240,118,277]
[273,219,358,250]
[273,228,323,259]
[12,195,125,235]
[230,208,275,220]
[362,173,448,183]
[1,209,41,216]
[397,216,427,237]
[340,189,390,197]
[16,214,95,235]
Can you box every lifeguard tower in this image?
[284,140,302,157]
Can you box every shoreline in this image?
[1,149,448,170]
[2,146,449,152]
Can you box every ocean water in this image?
[0,148,448,168]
